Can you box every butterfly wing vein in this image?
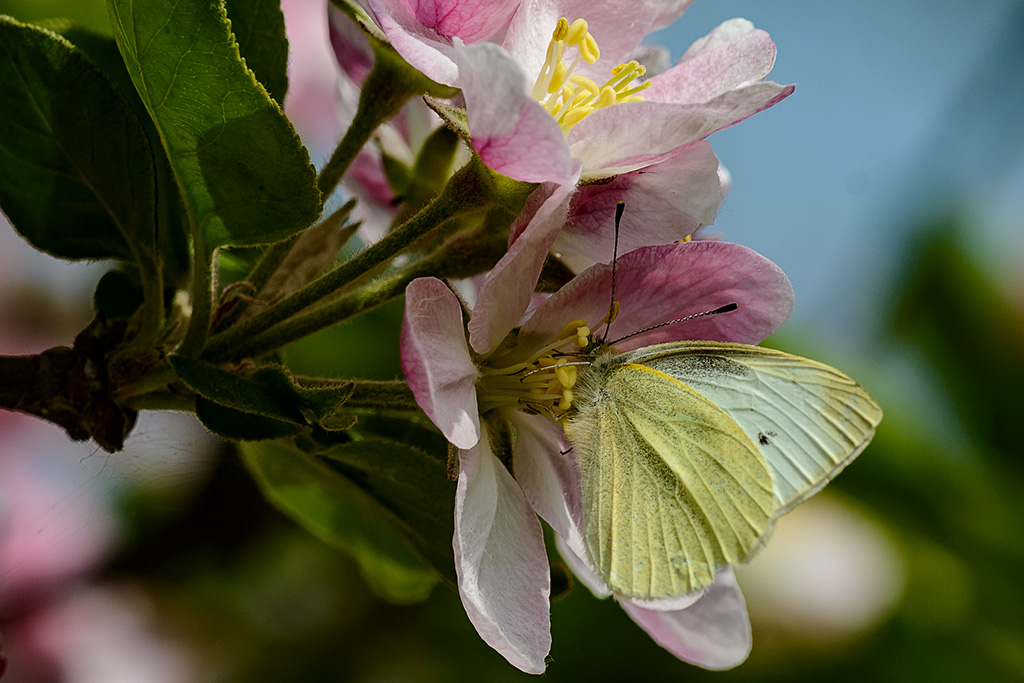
[574,362,774,601]
[634,342,883,516]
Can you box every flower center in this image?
[530,17,650,134]
[476,319,594,422]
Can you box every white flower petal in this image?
[454,427,551,673]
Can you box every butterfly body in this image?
[567,340,882,602]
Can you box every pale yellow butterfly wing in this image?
[570,360,775,601]
[628,341,883,517]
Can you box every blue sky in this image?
[652,1,1024,347]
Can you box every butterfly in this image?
[564,336,882,603]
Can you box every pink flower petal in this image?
[454,428,551,673]
[402,0,520,43]
[569,82,795,178]
[621,568,752,670]
[367,0,460,84]
[468,170,579,355]
[645,23,779,105]
[453,41,576,185]
[507,411,584,552]
[400,278,480,448]
[500,241,793,365]
[554,142,721,270]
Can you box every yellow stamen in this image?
[580,34,600,64]
[576,325,591,348]
[562,106,593,127]
[531,17,649,134]
[555,365,577,390]
[476,317,594,418]
[552,17,569,41]
[597,86,617,108]
[548,61,569,94]
[569,74,599,96]
[606,301,620,327]
[566,19,589,45]
[559,389,574,411]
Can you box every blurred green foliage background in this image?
[1,1,1023,682]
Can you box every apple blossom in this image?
[339,2,793,352]
[400,240,794,672]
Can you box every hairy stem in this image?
[176,230,213,357]
[202,159,500,361]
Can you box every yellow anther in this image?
[566,18,589,45]
[569,74,600,96]
[580,33,600,64]
[605,301,620,326]
[562,417,574,438]
[539,356,558,367]
[570,91,592,107]
[556,319,588,342]
[576,325,592,348]
[609,61,643,89]
[597,85,618,108]
[548,61,569,94]
[559,389,574,411]
[555,365,578,389]
[560,82,575,104]
[562,106,593,127]
[680,234,692,243]
[553,17,569,41]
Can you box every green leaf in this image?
[316,437,457,588]
[252,367,356,431]
[106,0,321,248]
[241,440,440,603]
[0,17,156,264]
[196,397,304,441]
[54,23,191,284]
[226,0,289,105]
[171,357,357,435]
[171,356,308,424]
[424,95,470,142]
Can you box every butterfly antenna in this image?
[520,360,591,380]
[600,202,626,343]
[606,302,739,346]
